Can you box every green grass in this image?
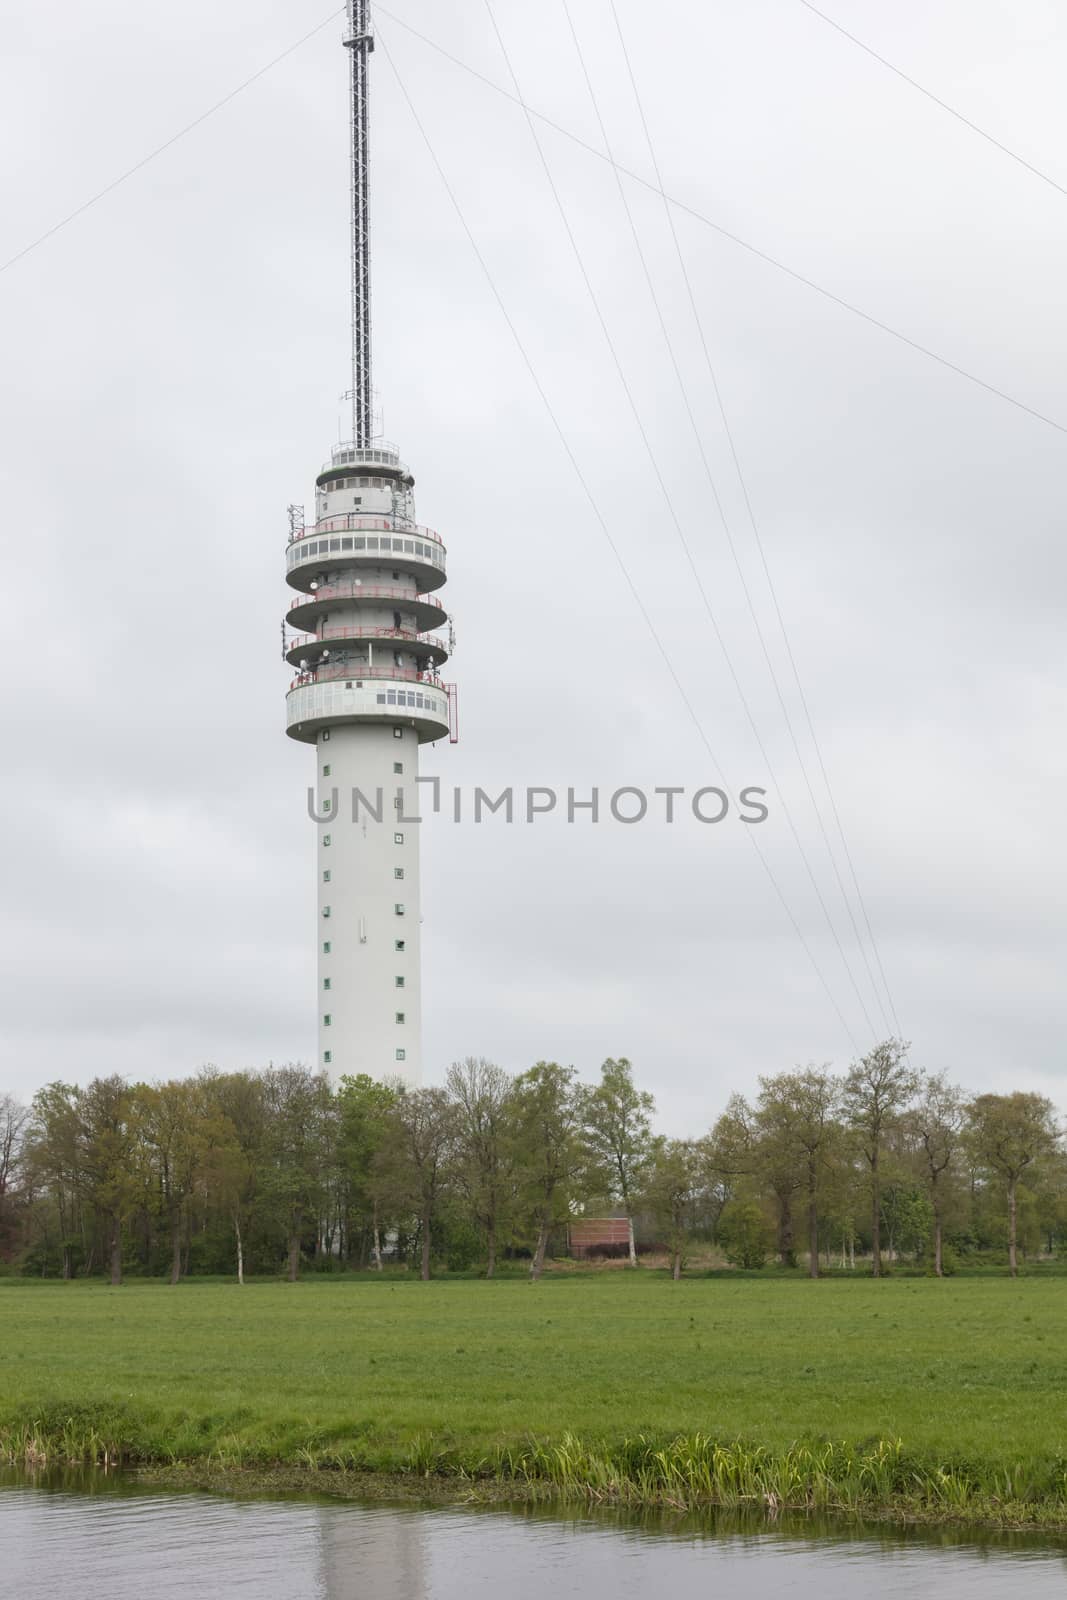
[2,1275,1065,1525]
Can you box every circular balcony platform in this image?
[285,625,448,669]
[286,515,446,593]
[287,583,447,634]
[286,671,450,745]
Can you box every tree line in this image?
[0,1042,1063,1284]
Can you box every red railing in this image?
[287,626,445,654]
[288,663,446,693]
[287,584,446,615]
[289,514,443,548]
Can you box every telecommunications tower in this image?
[283,0,454,1084]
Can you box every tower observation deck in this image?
[283,5,454,1084]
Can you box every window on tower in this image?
[395,939,405,952]
[395,976,405,988]
[323,1014,332,1027]
[395,1012,405,1025]
[394,868,404,880]
[394,904,405,916]
[396,1048,406,1062]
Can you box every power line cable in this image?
[375,21,867,1050]
[482,0,881,1039]
[796,0,1067,202]
[606,0,905,1039]
[0,6,347,278]
[562,0,894,1036]
[375,3,1067,442]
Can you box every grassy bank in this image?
[2,1275,1065,1527]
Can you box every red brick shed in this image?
[569,1216,632,1258]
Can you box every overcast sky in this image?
[1,0,1064,1131]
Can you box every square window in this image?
[395,939,405,952]
[323,869,331,883]
[393,727,403,739]
[323,1014,332,1026]
[394,867,404,880]
[323,977,331,991]
[323,941,331,954]
[376,693,386,704]
[323,764,331,776]
[395,1012,405,1024]
[395,976,405,988]
[396,1048,406,1062]
[323,834,331,847]
[393,762,403,774]
[394,832,404,845]
[394,903,405,916]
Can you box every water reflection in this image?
[1,1469,1065,1600]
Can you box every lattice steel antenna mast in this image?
[345,0,374,447]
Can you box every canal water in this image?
[1,1472,1064,1599]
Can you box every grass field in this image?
[2,1274,1065,1524]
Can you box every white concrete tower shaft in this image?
[283,8,454,1086]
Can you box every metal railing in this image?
[289,513,442,548]
[288,663,446,692]
[287,583,446,615]
[286,625,446,653]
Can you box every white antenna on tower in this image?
[343,1,374,447]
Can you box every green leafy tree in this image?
[717,1198,773,1269]
[843,1040,919,1277]
[510,1062,584,1281]
[903,1073,964,1276]
[580,1058,655,1266]
[337,1074,398,1269]
[967,1092,1061,1276]
[445,1058,516,1278]
[641,1137,704,1279]
[261,1065,334,1282]
[755,1069,840,1279]
[373,1086,458,1280]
